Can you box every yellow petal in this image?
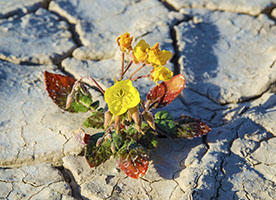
[133,39,150,63]
[150,66,173,84]
[104,80,140,116]
[148,43,172,66]
[117,32,133,52]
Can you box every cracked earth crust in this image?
[0,0,276,199]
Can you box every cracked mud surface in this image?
[0,0,276,199]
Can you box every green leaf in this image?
[155,110,173,120]
[68,90,93,113]
[78,93,93,107]
[97,107,104,112]
[150,139,158,148]
[154,111,211,139]
[138,124,158,149]
[116,140,128,157]
[85,132,112,167]
[69,101,90,113]
[83,110,104,129]
[90,101,100,110]
[116,139,146,157]
[123,121,158,150]
[112,131,122,150]
[154,111,177,137]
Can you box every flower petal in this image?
[104,80,140,116]
[133,39,150,63]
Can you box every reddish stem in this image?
[88,77,105,94]
[120,52,125,80]
[122,60,133,76]
[132,74,150,81]
[139,100,146,111]
[129,63,146,80]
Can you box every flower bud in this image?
[96,137,104,147]
[65,92,75,109]
[105,133,113,141]
[129,106,142,133]
[104,110,113,129]
[111,142,117,154]
[127,110,133,122]
[116,32,133,52]
[143,111,156,130]
[115,115,121,134]
[144,100,151,111]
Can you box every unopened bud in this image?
[144,100,151,111]
[104,110,113,129]
[105,133,113,141]
[96,137,104,147]
[127,111,132,122]
[115,115,121,134]
[143,111,155,130]
[65,92,75,109]
[129,106,142,133]
[110,142,117,154]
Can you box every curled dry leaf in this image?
[146,74,185,109]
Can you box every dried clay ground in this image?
[0,0,276,199]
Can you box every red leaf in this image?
[83,134,91,145]
[119,154,149,179]
[146,74,185,109]
[44,71,76,110]
[176,116,211,139]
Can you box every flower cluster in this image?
[118,32,173,84]
[44,31,211,179]
[103,32,174,133]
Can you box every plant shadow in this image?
[150,137,204,180]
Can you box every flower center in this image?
[116,89,125,97]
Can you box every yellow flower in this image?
[147,43,172,66]
[132,39,150,64]
[150,66,173,84]
[104,79,140,116]
[117,32,133,52]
